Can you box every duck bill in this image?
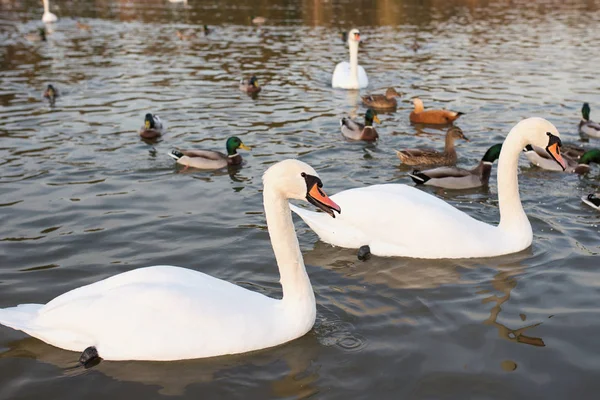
[546,142,566,171]
[373,115,381,124]
[307,184,341,218]
[239,143,251,151]
[253,81,259,88]
[145,120,150,129]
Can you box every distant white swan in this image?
[42,0,58,23]
[0,159,341,362]
[332,28,368,89]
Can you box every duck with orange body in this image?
[409,98,464,125]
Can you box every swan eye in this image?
[301,172,306,177]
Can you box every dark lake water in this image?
[1,0,600,398]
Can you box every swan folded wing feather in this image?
[332,62,368,89]
[32,266,284,360]
[294,185,504,258]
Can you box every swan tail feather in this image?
[0,304,43,332]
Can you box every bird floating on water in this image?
[168,137,251,171]
[0,159,340,362]
[332,29,368,89]
[139,113,164,139]
[42,0,58,23]
[409,98,464,125]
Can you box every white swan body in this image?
[42,0,58,23]
[332,29,368,89]
[291,118,567,259]
[0,160,340,361]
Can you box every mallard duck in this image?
[332,29,368,89]
[524,145,600,174]
[409,98,464,125]
[340,109,380,142]
[25,27,46,42]
[0,160,340,362]
[582,193,600,211]
[139,113,164,139]
[290,118,567,259]
[239,76,261,93]
[168,137,251,171]
[579,103,600,138]
[361,88,400,110]
[409,143,502,189]
[396,126,468,166]
[42,0,58,23]
[76,21,91,31]
[42,84,58,105]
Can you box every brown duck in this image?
[409,98,464,125]
[396,126,469,166]
[361,88,400,110]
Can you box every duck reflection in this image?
[0,332,320,397]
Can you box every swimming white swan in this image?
[291,118,566,259]
[42,0,58,23]
[0,159,341,362]
[332,28,368,89]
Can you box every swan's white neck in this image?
[497,125,531,236]
[43,0,50,13]
[348,40,359,88]
[263,186,315,308]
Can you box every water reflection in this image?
[0,334,320,397]
[483,267,546,347]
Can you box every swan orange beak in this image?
[546,142,566,171]
[304,175,340,218]
[354,33,360,41]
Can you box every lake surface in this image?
[1,0,600,398]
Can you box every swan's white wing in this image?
[332,61,350,88]
[292,184,512,258]
[331,62,368,89]
[2,266,293,361]
[357,65,368,89]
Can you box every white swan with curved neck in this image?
[0,160,340,361]
[42,0,58,23]
[332,29,368,89]
[291,118,566,259]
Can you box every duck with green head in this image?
[139,113,164,139]
[240,76,261,94]
[168,137,251,171]
[409,143,502,189]
[579,103,600,138]
[340,108,380,142]
[524,145,600,174]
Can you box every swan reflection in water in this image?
[0,332,320,397]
